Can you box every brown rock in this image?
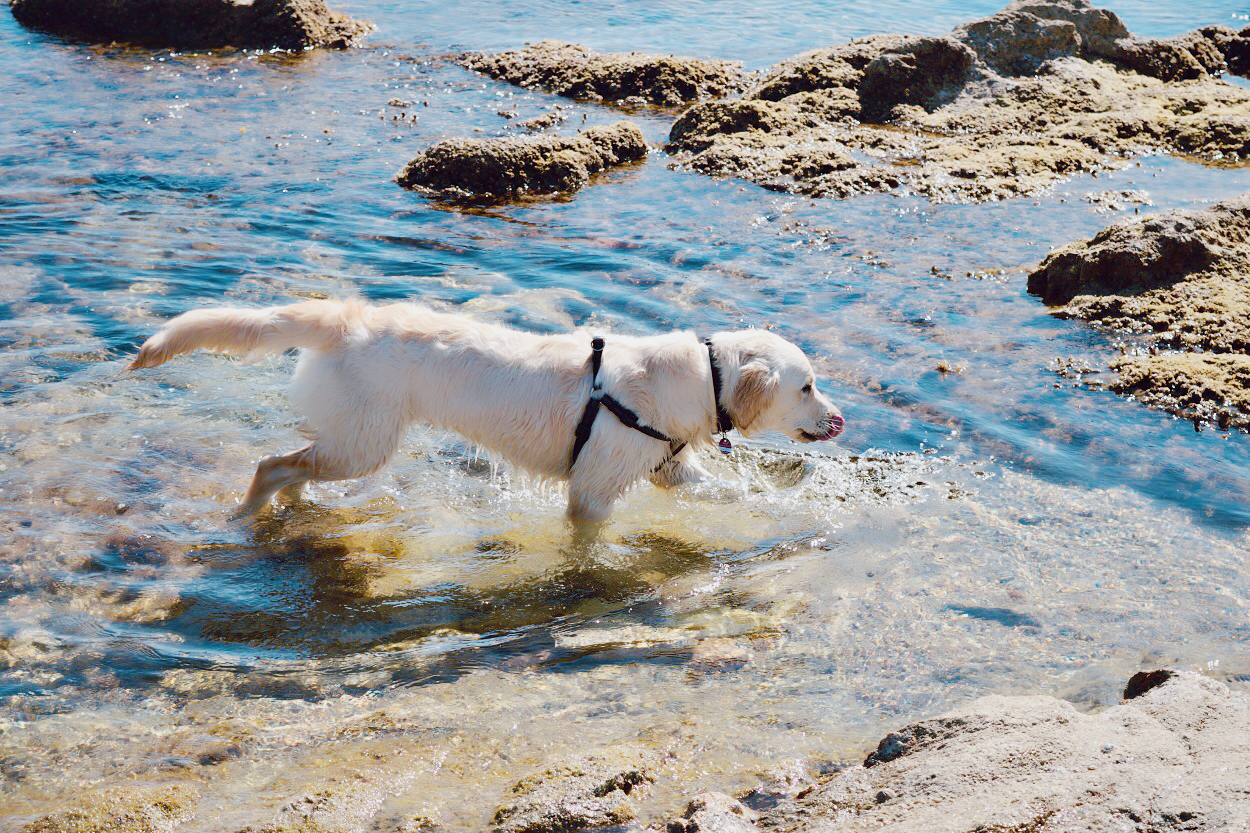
[462,41,745,107]
[9,0,371,50]
[743,35,909,102]
[1030,196,1250,425]
[856,37,977,122]
[396,122,647,202]
[1027,213,1216,305]
[1110,353,1250,428]
[667,0,1250,204]
[667,792,759,833]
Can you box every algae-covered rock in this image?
[21,783,199,833]
[9,0,371,50]
[758,671,1250,832]
[667,0,1250,203]
[491,746,655,833]
[463,41,745,107]
[396,122,647,202]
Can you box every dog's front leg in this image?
[648,446,712,488]
[566,480,619,524]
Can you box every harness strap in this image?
[569,335,682,472]
[569,337,606,470]
[568,334,734,474]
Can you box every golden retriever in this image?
[129,299,844,521]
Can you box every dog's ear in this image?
[730,361,778,433]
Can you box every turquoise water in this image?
[3,1,1250,827]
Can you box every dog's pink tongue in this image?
[827,414,845,439]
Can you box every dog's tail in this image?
[128,299,360,370]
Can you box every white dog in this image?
[129,299,844,521]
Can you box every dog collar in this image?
[704,337,735,453]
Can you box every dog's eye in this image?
[801,382,813,394]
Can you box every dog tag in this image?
[718,437,733,454]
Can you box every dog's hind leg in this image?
[237,445,322,516]
[236,416,408,516]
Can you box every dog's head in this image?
[715,330,844,442]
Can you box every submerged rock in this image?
[755,671,1250,832]
[1030,196,1250,426]
[395,122,648,202]
[20,783,199,833]
[666,0,1250,203]
[492,746,655,833]
[9,0,371,50]
[666,792,760,833]
[463,41,745,107]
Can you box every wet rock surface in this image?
[1030,195,1250,426]
[665,792,760,833]
[20,783,200,833]
[666,0,1250,203]
[463,41,746,107]
[395,122,648,202]
[8,0,371,50]
[492,746,656,833]
[749,671,1250,833]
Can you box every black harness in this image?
[568,335,733,472]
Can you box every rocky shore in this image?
[662,1,1250,202]
[666,670,1250,833]
[448,0,1250,206]
[12,671,1246,832]
[8,0,371,50]
[1030,196,1250,427]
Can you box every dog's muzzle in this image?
[801,413,844,442]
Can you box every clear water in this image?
[2,1,1250,829]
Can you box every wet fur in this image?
[130,299,843,522]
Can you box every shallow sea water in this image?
[3,0,1250,829]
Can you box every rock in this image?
[395,122,647,202]
[1222,26,1250,76]
[8,0,371,50]
[1112,35,1214,82]
[951,0,1129,76]
[667,0,1250,203]
[1123,669,1179,700]
[743,35,910,102]
[462,41,745,107]
[492,746,655,833]
[20,783,200,833]
[666,792,759,833]
[1030,196,1250,426]
[1027,212,1216,305]
[760,671,1250,832]
[856,37,977,123]
[1109,353,1250,428]
[668,100,812,153]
